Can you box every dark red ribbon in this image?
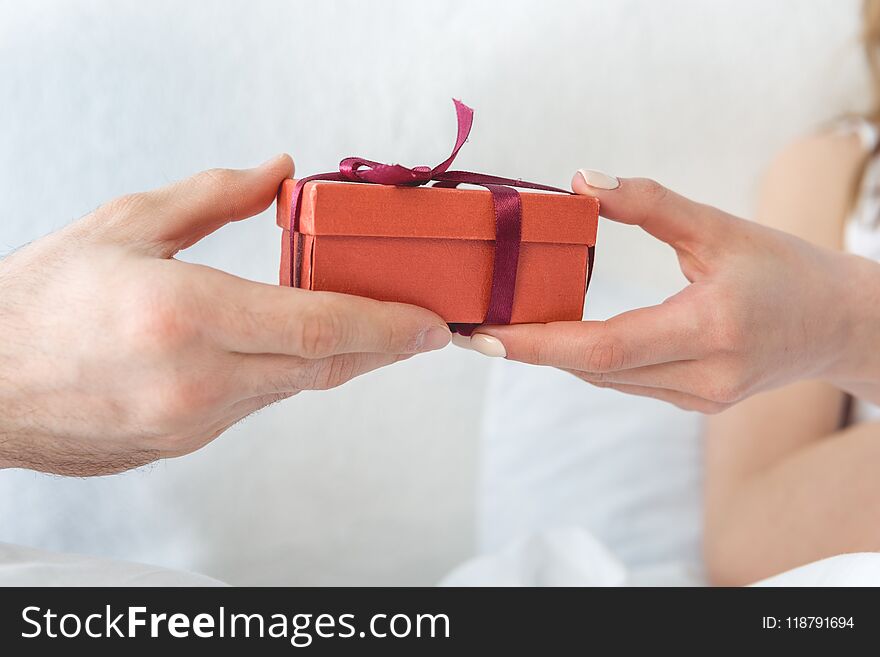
[288,99,572,327]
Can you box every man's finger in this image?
[205,270,451,358]
[94,154,294,256]
[227,392,298,421]
[572,171,732,249]
[241,352,412,396]
[472,302,703,372]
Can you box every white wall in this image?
[0,0,866,584]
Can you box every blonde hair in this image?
[864,0,880,123]
[849,0,880,213]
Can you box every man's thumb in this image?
[92,154,294,257]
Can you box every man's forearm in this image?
[0,435,12,469]
[0,156,450,477]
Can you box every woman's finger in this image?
[573,359,703,394]
[567,371,728,414]
[575,357,753,406]
[470,300,703,372]
[571,172,733,252]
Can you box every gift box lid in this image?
[276,179,598,245]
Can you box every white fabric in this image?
[0,543,225,587]
[842,117,880,423]
[754,553,880,586]
[442,527,626,587]
[443,534,880,587]
[445,272,706,586]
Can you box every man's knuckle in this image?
[380,317,409,353]
[126,284,192,350]
[294,306,343,358]
[306,356,357,391]
[98,192,150,221]
[261,364,299,394]
[199,167,235,190]
[583,370,606,384]
[152,373,225,425]
[196,168,241,219]
[132,385,176,433]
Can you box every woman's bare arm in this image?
[704,131,880,585]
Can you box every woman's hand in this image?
[454,170,880,413]
[0,155,450,475]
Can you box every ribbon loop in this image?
[289,99,574,329]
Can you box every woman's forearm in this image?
[704,420,880,586]
[827,253,880,404]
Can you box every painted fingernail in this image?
[450,333,472,350]
[577,169,619,190]
[415,325,452,352]
[469,333,507,358]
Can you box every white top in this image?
[843,117,880,260]
[840,117,880,424]
[0,542,224,586]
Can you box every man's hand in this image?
[454,170,880,413]
[0,155,450,475]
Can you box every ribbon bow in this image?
[289,99,573,328]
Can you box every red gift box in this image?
[277,180,597,324]
[277,99,599,327]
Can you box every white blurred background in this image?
[0,0,867,584]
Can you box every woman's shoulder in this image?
[770,125,867,185]
[758,123,870,247]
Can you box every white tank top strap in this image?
[835,115,880,152]
[838,117,880,239]
[828,117,880,421]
